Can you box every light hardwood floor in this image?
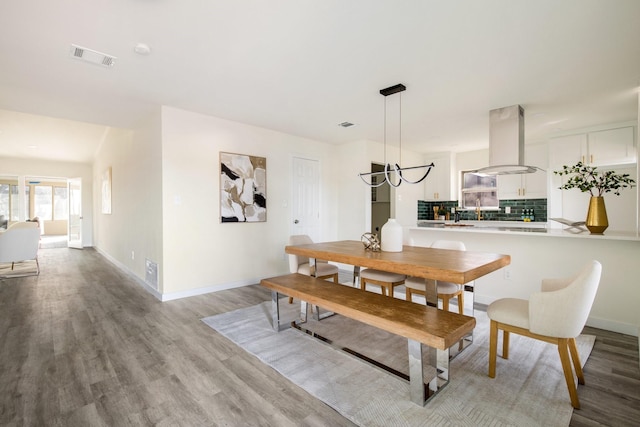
[0,247,638,426]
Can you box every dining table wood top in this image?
[285,240,510,284]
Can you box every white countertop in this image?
[412,220,640,241]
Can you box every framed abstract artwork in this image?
[220,152,266,222]
[101,167,112,214]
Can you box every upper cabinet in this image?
[549,125,636,168]
[423,152,453,201]
[587,126,636,166]
[497,142,548,200]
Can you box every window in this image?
[34,185,53,220]
[33,184,68,220]
[54,187,69,220]
[10,185,20,221]
[0,184,8,219]
[460,171,499,209]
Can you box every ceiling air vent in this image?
[69,44,116,68]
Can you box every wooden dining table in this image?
[285,240,511,307]
[281,240,510,403]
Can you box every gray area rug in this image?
[203,299,594,427]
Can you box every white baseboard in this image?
[160,279,256,302]
[93,247,260,302]
[586,316,639,338]
[94,247,163,300]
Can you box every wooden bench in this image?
[260,273,476,406]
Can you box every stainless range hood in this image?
[473,105,541,175]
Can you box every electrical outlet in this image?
[451,207,456,213]
[131,251,135,260]
[505,206,511,214]
[503,269,511,280]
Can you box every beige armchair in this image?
[0,221,41,276]
[487,260,602,409]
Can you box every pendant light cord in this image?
[383,95,387,166]
[399,92,402,167]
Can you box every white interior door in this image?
[291,157,321,241]
[68,178,82,249]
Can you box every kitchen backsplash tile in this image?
[418,199,547,222]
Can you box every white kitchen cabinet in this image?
[498,143,548,200]
[423,152,452,201]
[587,126,636,166]
[549,126,636,168]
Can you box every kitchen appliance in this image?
[474,105,541,175]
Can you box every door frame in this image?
[67,177,83,249]
[290,155,322,241]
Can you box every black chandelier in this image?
[358,84,434,187]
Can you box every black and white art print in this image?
[220,152,267,222]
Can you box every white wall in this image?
[0,156,93,245]
[92,118,163,294]
[336,140,371,240]
[159,106,339,297]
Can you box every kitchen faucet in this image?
[475,199,483,220]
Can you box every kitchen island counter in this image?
[408,224,640,338]
[414,220,640,241]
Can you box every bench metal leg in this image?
[429,347,450,394]
[271,291,298,332]
[408,339,450,406]
[308,256,336,321]
[300,301,308,323]
[272,290,314,331]
[271,291,285,332]
[408,339,425,405]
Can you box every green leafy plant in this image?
[554,162,636,196]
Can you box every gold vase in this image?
[586,196,608,234]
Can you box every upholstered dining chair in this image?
[404,240,469,314]
[487,260,602,409]
[287,235,339,303]
[360,268,406,298]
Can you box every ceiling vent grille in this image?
[69,44,116,68]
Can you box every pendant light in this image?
[358,83,435,188]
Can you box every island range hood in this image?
[473,104,541,175]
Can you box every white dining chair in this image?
[487,260,602,409]
[287,235,339,303]
[405,240,470,314]
[360,268,406,298]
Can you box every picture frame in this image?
[220,152,266,222]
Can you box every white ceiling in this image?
[1,0,639,164]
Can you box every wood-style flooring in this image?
[0,247,638,426]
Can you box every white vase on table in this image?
[381,218,403,252]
